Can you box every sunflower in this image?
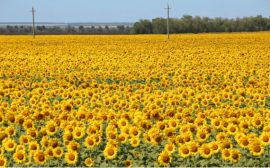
[3,138,17,152]
[118,134,128,144]
[188,141,200,156]
[238,136,251,149]
[158,150,172,166]
[92,134,102,146]
[68,141,80,152]
[85,157,94,167]
[0,113,4,125]
[196,129,209,143]
[130,126,141,138]
[13,150,26,163]
[249,142,264,156]
[16,145,26,152]
[125,159,132,167]
[73,127,85,140]
[211,117,222,130]
[130,137,140,147]
[143,132,152,144]
[45,121,58,136]
[28,141,40,154]
[63,131,74,142]
[183,132,193,143]
[107,131,118,141]
[5,126,16,137]
[252,117,264,129]
[209,141,220,154]
[156,121,167,132]
[222,148,232,160]
[53,146,64,158]
[178,145,191,158]
[216,132,227,142]
[175,135,185,146]
[151,133,163,146]
[226,123,238,136]
[164,143,176,154]
[23,119,35,130]
[33,150,48,165]
[40,136,50,149]
[260,132,270,146]
[163,128,176,139]
[219,138,233,150]
[168,118,179,129]
[0,147,4,156]
[200,143,213,159]
[45,147,54,158]
[0,156,7,167]
[27,128,39,140]
[231,149,241,162]
[103,146,117,160]
[84,136,96,149]
[20,135,30,145]
[49,138,60,148]
[65,150,78,165]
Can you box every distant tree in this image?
[117,25,125,32]
[98,26,103,32]
[20,25,24,29]
[79,25,85,32]
[131,19,152,34]
[91,26,96,32]
[41,25,46,31]
[37,25,42,32]
[65,24,77,33]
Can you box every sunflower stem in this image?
[193,155,196,167]
[268,145,269,167]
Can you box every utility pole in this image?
[164,3,171,39]
[30,6,36,38]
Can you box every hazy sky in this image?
[1,0,269,23]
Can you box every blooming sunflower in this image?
[130,126,141,138]
[0,156,7,167]
[118,134,128,144]
[45,121,58,136]
[231,149,241,162]
[125,159,132,167]
[73,127,85,140]
[65,150,78,165]
[260,132,270,146]
[85,157,94,167]
[188,141,200,156]
[33,150,48,165]
[103,146,117,160]
[84,136,96,149]
[222,148,232,160]
[164,143,176,155]
[45,147,54,158]
[226,123,238,136]
[143,132,152,144]
[130,137,140,147]
[151,133,163,146]
[158,150,172,167]
[13,150,26,164]
[19,135,30,145]
[200,143,213,159]
[3,138,17,152]
[209,141,221,154]
[53,146,64,158]
[178,144,191,158]
[68,141,80,153]
[249,142,264,156]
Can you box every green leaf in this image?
[147,161,155,167]
[94,156,101,162]
[150,152,159,159]
[199,160,209,167]
[100,162,108,167]
[246,159,255,167]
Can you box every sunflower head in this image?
[158,150,172,166]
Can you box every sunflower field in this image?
[0,32,270,167]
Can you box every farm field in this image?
[0,32,270,167]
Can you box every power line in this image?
[164,3,171,39]
[30,6,36,38]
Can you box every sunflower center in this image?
[160,125,165,130]
[168,146,173,151]
[18,154,24,160]
[230,127,236,132]
[31,132,36,137]
[256,120,261,125]
[108,149,114,156]
[204,148,210,154]
[8,143,14,148]
[72,146,77,150]
[110,134,116,139]
[67,135,73,140]
[163,156,169,162]
[38,155,45,161]
[192,146,198,152]
[254,146,261,153]
[120,137,125,141]
[232,153,239,159]
[200,133,206,139]
[243,140,249,146]
[56,150,61,155]
[76,132,81,136]
[183,149,189,154]
[215,121,220,126]
[0,160,4,166]
[225,152,230,157]
[69,154,75,161]
[88,140,94,145]
[213,145,218,150]
[49,127,55,132]
[31,145,37,150]
[133,130,138,136]
[263,136,269,142]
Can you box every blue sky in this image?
[0,0,270,22]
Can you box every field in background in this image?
[0,32,270,167]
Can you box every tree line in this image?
[0,24,131,34]
[130,15,270,34]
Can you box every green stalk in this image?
[268,145,270,167]
[193,155,196,167]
